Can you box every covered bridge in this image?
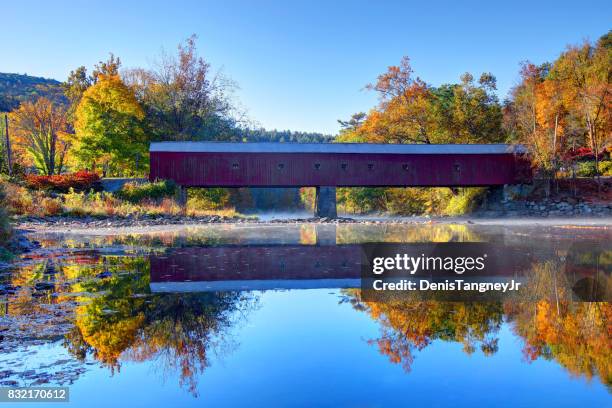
[149,142,531,217]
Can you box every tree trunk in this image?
[4,115,12,177]
[588,122,601,196]
[585,110,601,196]
[553,113,559,194]
[49,123,57,175]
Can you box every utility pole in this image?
[4,114,12,177]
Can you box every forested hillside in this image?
[0,73,65,111]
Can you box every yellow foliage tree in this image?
[74,74,148,176]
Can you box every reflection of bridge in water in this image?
[150,244,363,291]
[148,225,610,299]
[150,224,359,291]
[144,225,529,293]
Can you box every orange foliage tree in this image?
[10,97,72,175]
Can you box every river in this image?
[0,222,610,407]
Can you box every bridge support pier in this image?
[315,186,337,218]
[177,186,188,214]
[485,185,505,209]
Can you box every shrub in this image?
[576,161,597,177]
[575,161,612,177]
[600,161,612,176]
[337,187,387,213]
[1,181,46,216]
[188,188,230,210]
[564,147,608,162]
[26,171,101,192]
[41,197,63,216]
[116,180,178,203]
[385,188,429,215]
[443,188,487,216]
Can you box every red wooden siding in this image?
[149,150,532,187]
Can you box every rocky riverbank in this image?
[10,210,612,237]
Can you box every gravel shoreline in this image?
[12,213,612,235]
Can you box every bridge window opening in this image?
[402,163,409,171]
[277,163,285,170]
[368,163,374,171]
[341,163,348,170]
[232,162,239,170]
[454,164,461,173]
[314,163,321,170]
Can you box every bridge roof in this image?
[150,142,527,154]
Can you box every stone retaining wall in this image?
[477,197,611,217]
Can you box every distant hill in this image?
[0,73,65,112]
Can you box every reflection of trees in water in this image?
[344,290,503,372]
[345,262,611,388]
[504,260,611,387]
[336,224,484,244]
[506,300,611,388]
[35,224,488,250]
[50,256,259,396]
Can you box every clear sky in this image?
[1,0,610,134]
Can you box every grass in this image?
[1,180,245,219]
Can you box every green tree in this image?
[63,66,93,121]
[74,74,148,176]
[435,73,504,143]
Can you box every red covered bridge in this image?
[149,142,531,217]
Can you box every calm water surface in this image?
[0,223,610,407]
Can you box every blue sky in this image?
[1,0,610,134]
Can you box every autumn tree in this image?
[74,74,148,175]
[435,72,505,143]
[341,56,505,145]
[551,33,611,180]
[92,53,122,79]
[361,57,440,144]
[10,97,71,175]
[506,62,557,173]
[124,35,241,141]
[337,56,505,213]
[63,66,93,121]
